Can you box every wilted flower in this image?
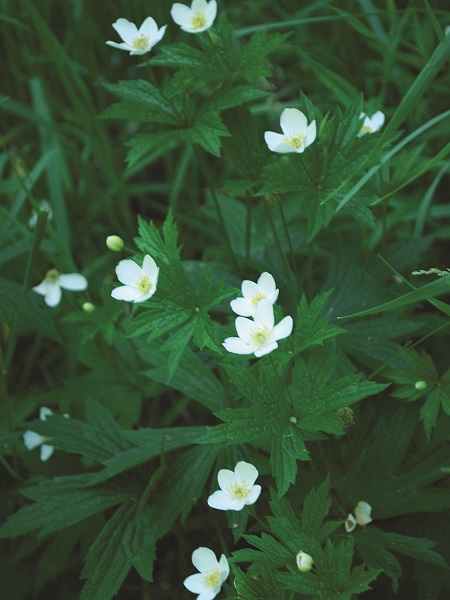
[23,407,68,461]
[345,513,357,533]
[358,111,385,136]
[184,547,229,600]
[33,269,88,307]
[223,300,293,358]
[296,551,314,572]
[264,108,316,154]
[111,254,159,303]
[354,501,373,526]
[106,17,167,55]
[207,461,261,511]
[230,272,279,317]
[106,235,124,252]
[28,200,52,229]
[171,0,217,34]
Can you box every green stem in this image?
[194,148,241,273]
[278,201,297,278]
[245,193,252,263]
[263,200,297,311]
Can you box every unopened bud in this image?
[106,235,124,252]
[82,302,95,313]
[296,551,313,572]
[415,380,427,390]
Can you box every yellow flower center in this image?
[132,35,150,50]
[249,325,270,346]
[250,291,266,305]
[192,12,207,29]
[361,125,372,134]
[46,268,60,282]
[229,481,251,500]
[284,133,305,150]
[202,568,221,588]
[135,274,151,293]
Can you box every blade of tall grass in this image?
[414,165,449,239]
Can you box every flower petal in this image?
[139,16,158,37]
[115,259,142,286]
[345,514,357,533]
[254,341,278,357]
[171,3,192,27]
[40,407,53,420]
[257,272,276,297]
[244,485,261,505]
[241,279,259,299]
[192,547,218,574]
[192,0,209,12]
[184,573,207,593]
[205,0,217,22]
[112,18,138,44]
[230,298,254,317]
[371,111,385,130]
[142,254,159,280]
[33,280,48,296]
[45,283,62,307]
[280,108,307,135]
[40,444,54,461]
[235,316,254,339]
[271,315,293,341]
[23,431,43,451]
[105,41,132,51]
[217,468,236,491]
[234,461,259,486]
[254,300,274,328]
[222,337,254,355]
[153,24,167,44]
[219,554,230,580]
[111,285,142,302]
[304,120,317,147]
[58,273,88,291]
[264,131,289,152]
[207,490,233,510]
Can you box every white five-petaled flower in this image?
[33,269,87,307]
[358,111,385,137]
[264,108,317,154]
[171,0,217,34]
[184,547,229,600]
[111,254,159,303]
[106,17,167,55]
[223,300,293,358]
[207,461,261,511]
[23,407,68,462]
[230,272,279,317]
[354,500,373,526]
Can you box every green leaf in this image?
[237,30,289,78]
[180,111,231,157]
[270,428,309,497]
[294,291,345,355]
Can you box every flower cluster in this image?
[223,272,293,357]
[345,500,373,532]
[106,1,217,57]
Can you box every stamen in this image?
[229,481,251,500]
[284,133,306,150]
[361,125,372,133]
[202,569,221,588]
[132,35,150,50]
[250,291,266,305]
[249,325,270,345]
[192,12,207,29]
[135,274,151,293]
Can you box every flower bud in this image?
[82,302,95,313]
[415,380,427,390]
[354,501,372,526]
[106,235,124,252]
[296,551,313,572]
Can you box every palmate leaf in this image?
[294,291,345,355]
[237,30,289,78]
[230,563,287,600]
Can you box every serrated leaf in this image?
[180,111,231,157]
[237,31,289,78]
[270,427,309,496]
[294,291,345,354]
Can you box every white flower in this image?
[345,513,357,533]
[171,0,217,34]
[264,108,317,154]
[106,17,167,55]
[184,547,229,600]
[296,551,314,572]
[354,501,373,526]
[23,407,68,462]
[111,254,159,303]
[358,111,385,136]
[207,461,261,511]
[33,269,88,307]
[230,272,279,317]
[223,300,293,358]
